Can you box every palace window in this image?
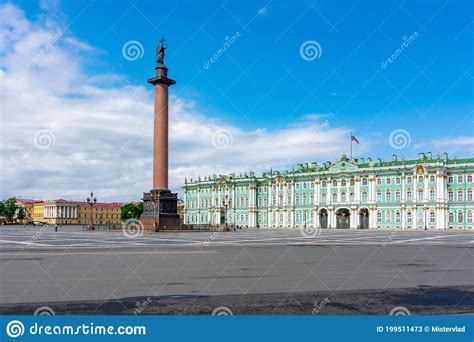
[418,211,424,225]
[449,212,454,223]
[448,176,453,184]
[468,211,473,223]
[386,210,391,223]
[360,191,367,202]
[468,189,473,201]
[430,211,435,223]
[350,179,355,186]
[311,182,315,189]
[407,211,412,223]
[362,178,368,185]
[395,191,401,202]
[321,194,327,203]
[417,189,424,201]
[287,195,291,204]
[322,181,327,188]
[386,190,391,202]
[395,211,401,223]
[303,182,307,189]
[430,175,435,182]
[418,176,424,183]
[396,177,401,185]
[448,190,454,201]
[295,195,300,205]
[341,180,346,187]
[376,211,382,223]
[376,178,382,185]
[457,175,463,183]
[386,177,391,185]
[310,194,314,203]
[458,211,464,223]
[295,183,300,190]
[457,190,463,202]
[377,192,382,202]
[333,180,337,187]
[407,176,412,184]
[406,191,412,201]
[332,192,338,203]
[302,194,307,205]
[350,192,354,202]
[341,192,346,202]
[468,175,473,182]
[429,189,435,201]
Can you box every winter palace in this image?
[183,152,474,230]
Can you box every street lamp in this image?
[222,193,232,232]
[86,191,97,230]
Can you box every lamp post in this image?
[222,193,232,232]
[86,191,97,230]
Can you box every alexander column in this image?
[141,38,181,231]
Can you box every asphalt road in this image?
[0,226,473,315]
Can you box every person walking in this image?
[54,224,58,232]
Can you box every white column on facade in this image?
[401,174,406,202]
[413,172,418,205]
[314,179,319,206]
[327,178,332,205]
[424,173,429,202]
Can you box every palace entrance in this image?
[359,208,369,229]
[336,208,350,229]
[319,209,328,228]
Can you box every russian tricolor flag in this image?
[351,135,360,144]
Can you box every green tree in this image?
[17,207,26,222]
[120,202,144,221]
[3,198,18,223]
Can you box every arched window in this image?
[468,175,473,182]
[341,180,346,187]
[448,190,454,201]
[457,190,463,201]
[395,191,401,201]
[448,212,454,223]
[333,180,337,187]
[362,178,368,185]
[448,176,453,184]
[429,189,435,201]
[418,211,424,225]
[385,210,391,223]
[386,190,391,202]
[321,193,326,203]
[407,211,412,223]
[349,192,354,202]
[295,195,300,205]
[429,211,435,223]
[377,211,382,223]
[407,176,412,184]
[418,189,424,201]
[350,179,355,186]
[322,181,327,188]
[457,175,463,183]
[302,194,307,205]
[468,211,473,223]
[376,192,381,202]
[361,192,368,202]
[332,192,338,203]
[418,176,423,183]
[341,192,346,202]
[395,211,401,223]
[406,191,412,201]
[468,189,473,201]
[458,211,464,223]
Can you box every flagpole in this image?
[350,132,352,159]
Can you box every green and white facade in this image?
[183,152,474,230]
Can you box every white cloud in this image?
[414,136,474,155]
[0,3,366,202]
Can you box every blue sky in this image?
[1,0,473,200]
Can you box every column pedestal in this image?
[141,189,181,231]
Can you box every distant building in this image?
[183,152,474,230]
[28,199,123,225]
